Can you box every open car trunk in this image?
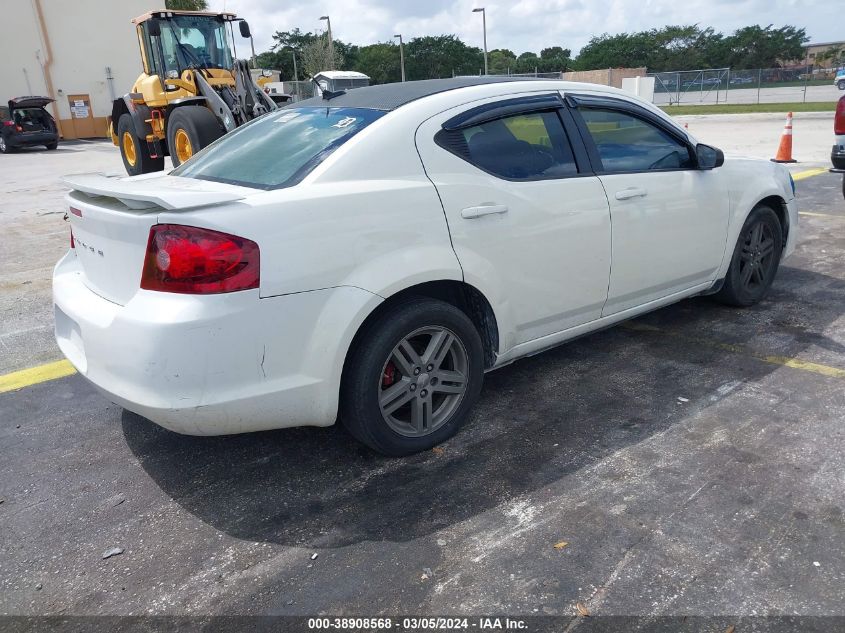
[12,107,52,133]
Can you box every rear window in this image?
[0,106,9,122]
[173,107,385,190]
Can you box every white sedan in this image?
[54,77,798,455]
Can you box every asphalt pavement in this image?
[1,171,844,628]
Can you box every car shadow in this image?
[2,146,73,154]
[122,265,845,548]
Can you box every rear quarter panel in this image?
[157,107,464,300]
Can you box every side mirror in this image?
[239,20,251,38]
[148,19,161,37]
[696,143,724,170]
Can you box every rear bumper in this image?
[7,132,58,148]
[52,252,381,435]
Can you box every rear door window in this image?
[439,110,578,180]
[173,107,385,189]
[578,108,694,172]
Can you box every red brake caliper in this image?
[382,361,397,388]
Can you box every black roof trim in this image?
[285,76,548,112]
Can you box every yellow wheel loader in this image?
[109,10,277,175]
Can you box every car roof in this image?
[288,76,548,111]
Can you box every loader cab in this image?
[136,12,241,83]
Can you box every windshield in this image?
[173,107,385,189]
[157,15,233,73]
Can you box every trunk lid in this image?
[63,172,254,305]
[9,96,54,110]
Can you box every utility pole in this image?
[472,7,488,75]
[292,51,300,100]
[394,34,405,81]
[319,15,334,70]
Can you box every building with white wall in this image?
[0,0,151,138]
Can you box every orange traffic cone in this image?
[771,112,797,163]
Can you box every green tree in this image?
[540,46,571,60]
[721,25,808,68]
[514,52,540,74]
[355,43,400,84]
[404,35,483,79]
[258,28,357,79]
[164,0,208,10]
[301,35,344,76]
[816,45,844,68]
[488,48,516,74]
[575,31,654,70]
[574,24,807,72]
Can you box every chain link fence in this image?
[649,65,842,105]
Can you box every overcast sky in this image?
[215,0,841,56]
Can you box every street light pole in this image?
[394,33,405,82]
[292,50,300,101]
[319,15,334,70]
[472,7,487,75]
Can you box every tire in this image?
[117,114,163,176]
[45,142,58,150]
[0,135,13,154]
[341,297,485,456]
[714,205,783,307]
[166,106,224,168]
[838,80,845,90]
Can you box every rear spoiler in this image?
[61,172,248,211]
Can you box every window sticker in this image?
[332,116,358,129]
[274,112,301,124]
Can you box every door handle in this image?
[461,204,509,219]
[615,187,648,201]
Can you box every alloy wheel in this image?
[378,326,469,438]
[738,220,776,293]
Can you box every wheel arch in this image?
[343,280,500,377]
[112,95,152,141]
[755,194,790,246]
[164,97,208,121]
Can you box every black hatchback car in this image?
[0,96,59,153]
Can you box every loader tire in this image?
[166,106,224,168]
[118,114,163,176]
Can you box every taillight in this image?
[2,121,14,127]
[835,97,845,135]
[70,227,75,249]
[141,224,260,294]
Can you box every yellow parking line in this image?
[0,360,77,395]
[799,211,843,218]
[3,318,843,396]
[623,322,845,379]
[792,168,829,181]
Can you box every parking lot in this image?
[2,114,845,624]
[652,82,843,106]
